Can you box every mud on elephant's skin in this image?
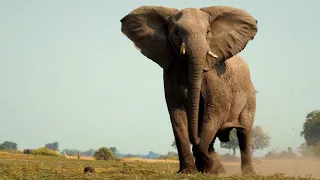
[120,5,258,174]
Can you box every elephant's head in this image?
[121,6,258,145]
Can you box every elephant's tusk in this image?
[208,51,218,58]
[180,43,185,54]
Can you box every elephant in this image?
[120,5,258,174]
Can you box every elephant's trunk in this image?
[184,37,207,146]
[187,58,203,145]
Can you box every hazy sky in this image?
[0,0,319,156]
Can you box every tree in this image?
[219,126,270,156]
[110,147,117,153]
[220,128,238,156]
[167,151,178,156]
[171,140,176,149]
[45,142,59,151]
[82,149,95,156]
[298,142,311,156]
[0,141,17,150]
[93,147,115,160]
[251,126,270,155]
[62,149,80,156]
[311,144,320,157]
[299,142,320,157]
[300,110,320,147]
[147,151,160,159]
[125,154,136,158]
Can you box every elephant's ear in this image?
[121,6,178,69]
[200,6,258,70]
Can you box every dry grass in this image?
[120,157,179,163]
[0,152,319,179]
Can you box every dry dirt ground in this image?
[1,152,319,179]
[69,155,320,178]
[224,158,319,179]
[136,157,319,179]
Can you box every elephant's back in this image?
[222,55,255,93]
[224,55,251,76]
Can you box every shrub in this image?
[23,149,33,154]
[299,142,320,157]
[279,151,297,158]
[264,148,297,159]
[311,144,320,157]
[31,147,61,156]
[93,147,115,160]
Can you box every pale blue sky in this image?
[0,0,319,156]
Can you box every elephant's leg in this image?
[192,119,219,174]
[208,139,226,174]
[193,137,225,174]
[236,128,254,174]
[169,108,197,174]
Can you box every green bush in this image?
[31,147,61,157]
[23,149,31,154]
[93,147,115,160]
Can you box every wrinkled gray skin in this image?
[121,6,258,174]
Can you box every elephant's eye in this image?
[175,29,180,37]
[206,28,211,38]
[171,28,181,40]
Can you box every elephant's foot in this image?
[193,148,214,173]
[208,162,226,174]
[208,148,226,174]
[193,146,226,175]
[192,145,205,172]
[202,155,226,175]
[195,157,204,172]
[177,165,197,174]
[209,158,226,174]
[241,165,255,175]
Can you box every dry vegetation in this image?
[0,152,319,180]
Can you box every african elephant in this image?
[120,5,258,174]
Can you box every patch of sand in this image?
[121,158,178,163]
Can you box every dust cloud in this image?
[223,157,320,179]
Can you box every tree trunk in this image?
[232,148,236,156]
